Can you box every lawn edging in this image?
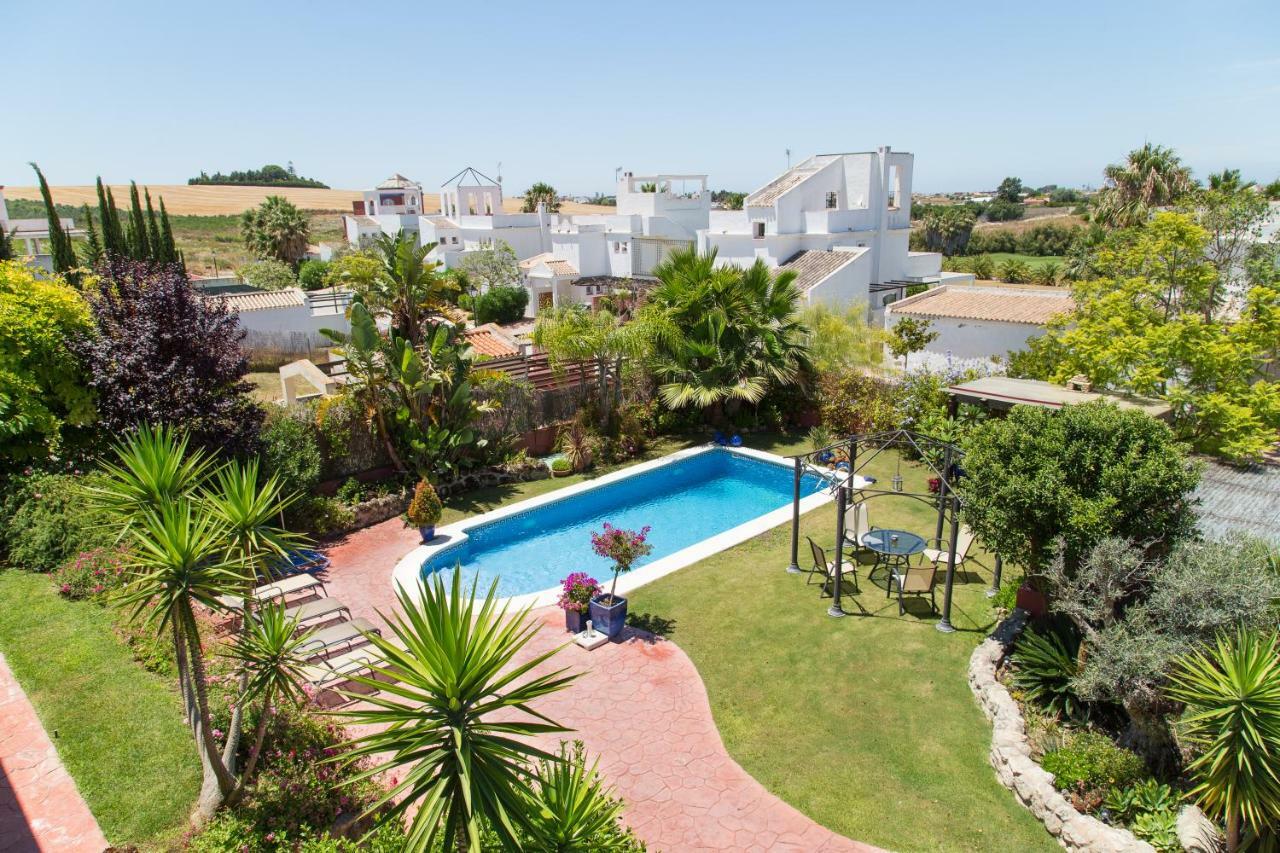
[967,610,1154,853]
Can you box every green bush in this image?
[473,285,529,324]
[1011,624,1085,720]
[817,373,897,437]
[1131,809,1180,851]
[261,409,323,498]
[984,198,1025,221]
[292,496,355,536]
[335,477,367,505]
[1041,731,1146,792]
[996,258,1033,283]
[296,259,330,291]
[550,457,571,473]
[239,259,298,291]
[0,473,110,572]
[1032,261,1062,286]
[969,254,995,279]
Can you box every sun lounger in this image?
[216,573,326,610]
[301,645,382,690]
[284,597,351,629]
[296,618,379,661]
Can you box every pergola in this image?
[784,428,995,633]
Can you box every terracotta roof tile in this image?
[519,252,578,277]
[779,250,861,292]
[889,285,1072,324]
[206,288,306,313]
[463,323,521,358]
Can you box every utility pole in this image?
[786,148,792,169]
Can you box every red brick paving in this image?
[322,519,881,852]
[0,654,108,852]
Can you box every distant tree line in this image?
[188,162,328,189]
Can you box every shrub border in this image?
[968,609,1155,852]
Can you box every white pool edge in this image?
[390,444,833,610]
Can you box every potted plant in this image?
[405,479,443,543]
[557,572,600,633]
[549,457,572,478]
[588,523,652,641]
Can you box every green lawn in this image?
[979,252,1065,271]
[627,449,1054,852]
[0,571,200,845]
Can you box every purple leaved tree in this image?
[75,258,263,456]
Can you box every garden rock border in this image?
[968,609,1155,852]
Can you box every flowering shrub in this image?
[590,523,652,603]
[405,479,443,528]
[557,572,601,613]
[54,547,129,601]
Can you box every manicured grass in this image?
[0,571,200,845]
[978,252,1064,271]
[627,450,1053,852]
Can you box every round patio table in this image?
[860,529,926,589]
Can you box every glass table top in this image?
[861,528,926,556]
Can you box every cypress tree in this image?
[127,181,150,260]
[0,224,13,262]
[96,177,124,257]
[144,189,163,263]
[80,204,103,266]
[29,162,78,278]
[158,198,178,266]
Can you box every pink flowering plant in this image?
[590,523,653,604]
[557,572,601,614]
[54,547,130,602]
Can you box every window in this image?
[826,191,838,209]
[484,198,492,215]
[621,242,628,253]
[451,236,458,244]
[753,221,765,239]
[468,199,476,215]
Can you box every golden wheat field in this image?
[2,184,614,216]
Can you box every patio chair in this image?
[301,645,381,691]
[922,525,976,574]
[215,572,326,610]
[296,617,380,661]
[806,536,859,596]
[889,563,938,616]
[283,597,352,630]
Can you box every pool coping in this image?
[390,444,835,610]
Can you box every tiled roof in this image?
[745,155,836,207]
[1194,458,1280,544]
[463,323,521,358]
[376,173,420,189]
[425,217,455,229]
[889,285,1072,325]
[519,252,579,277]
[778,250,862,293]
[207,288,306,313]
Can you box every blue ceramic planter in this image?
[589,594,628,641]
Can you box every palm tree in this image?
[1167,627,1280,852]
[200,459,302,775]
[639,247,810,415]
[1207,168,1252,193]
[240,195,310,265]
[524,743,628,852]
[221,601,312,800]
[337,570,580,852]
[522,181,561,213]
[117,500,248,823]
[365,231,456,347]
[533,306,649,427]
[1094,143,1195,228]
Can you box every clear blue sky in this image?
[5,0,1278,196]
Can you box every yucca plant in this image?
[336,570,581,852]
[1010,624,1087,721]
[1167,627,1280,851]
[89,423,214,529]
[525,742,628,852]
[221,601,312,798]
[115,500,248,822]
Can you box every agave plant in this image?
[336,570,580,852]
[1010,624,1087,721]
[1167,627,1280,852]
[525,742,628,852]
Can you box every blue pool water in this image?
[421,449,827,597]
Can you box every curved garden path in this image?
[323,518,880,852]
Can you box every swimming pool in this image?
[392,446,832,606]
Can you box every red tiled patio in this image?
[323,518,881,852]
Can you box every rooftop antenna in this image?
[786,148,792,169]
[496,162,502,184]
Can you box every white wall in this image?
[805,253,872,309]
[884,313,1042,365]
[235,303,351,351]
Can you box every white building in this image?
[0,185,82,271]
[883,283,1073,372]
[341,173,426,245]
[201,286,353,356]
[699,147,962,315]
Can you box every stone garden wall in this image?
[968,610,1156,852]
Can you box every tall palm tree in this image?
[533,306,649,427]
[117,500,248,823]
[522,181,561,213]
[1167,627,1280,852]
[1094,143,1195,228]
[201,459,302,775]
[240,195,310,265]
[639,247,810,414]
[221,601,312,801]
[89,424,214,529]
[337,570,580,852]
